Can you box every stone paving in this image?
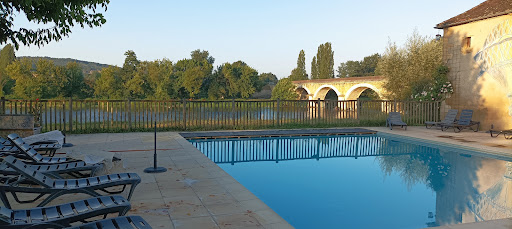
[10,131,292,229]
[5,126,512,228]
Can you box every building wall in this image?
[442,14,512,130]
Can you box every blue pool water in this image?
[188,133,512,229]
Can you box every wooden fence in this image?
[0,98,440,133]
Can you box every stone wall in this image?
[0,115,34,137]
[442,14,512,130]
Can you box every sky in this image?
[12,0,484,78]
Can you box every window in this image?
[461,37,472,53]
[463,37,471,48]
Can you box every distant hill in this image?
[18,56,111,74]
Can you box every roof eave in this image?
[435,10,512,29]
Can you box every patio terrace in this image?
[6,126,512,228]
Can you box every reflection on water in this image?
[189,134,512,228]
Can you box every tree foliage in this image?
[0,44,15,96]
[0,0,110,49]
[271,78,297,100]
[6,58,34,98]
[34,59,61,98]
[120,50,151,99]
[289,50,308,81]
[173,50,214,98]
[411,65,453,101]
[5,58,85,99]
[311,42,334,79]
[205,65,228,100]
[257,72,278,89]
[94,66,123,99]
[140,59,174,100]
[377,31,443,100]
[222,61,259,99]
[311,56,318,79]
[337,53,381,77]
[3,49,276,100]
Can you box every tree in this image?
[0,1,110,49]
[63,62,86,98]
[0,44,15,96]
[271,78,297,100]
[206,66,229,100]
[377,30,443,99]
[5,59,35,98]
[361,53,380,75]
[257,72,278,88]
[311,56,318,79]
[120,50,151,99]
[337,54,381,78]
[141,59,174,100]
[83,71,100,98]
[174,50,214,98]
[122,50,139,76]
[182,65,208,98]
[94,66,123,99]
[289,50,308,81]
[337,62,348,78]
[222,61,259,99]
[337,60,362,77]
[34,59,60,98]
[312,42,334,79]
[6,58,67,99]
[191,49,215,65]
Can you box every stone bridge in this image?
[293,76,387,100]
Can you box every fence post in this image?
[437,101,441,122]
[276,98,280,126]
[316,98,321,122]
[127,99,132,130]
[182,99,187,130]
[231,99,235,127]
[0,97,4,114]
[68,97,73,132]
[356,99,362,120]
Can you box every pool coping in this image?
[179,128,377,139]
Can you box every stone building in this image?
[435,0,512,130]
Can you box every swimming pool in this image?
[188,133,512,228]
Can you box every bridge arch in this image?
[345,83,383,100]
[295,86,311,100]
[313,85,343,100]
